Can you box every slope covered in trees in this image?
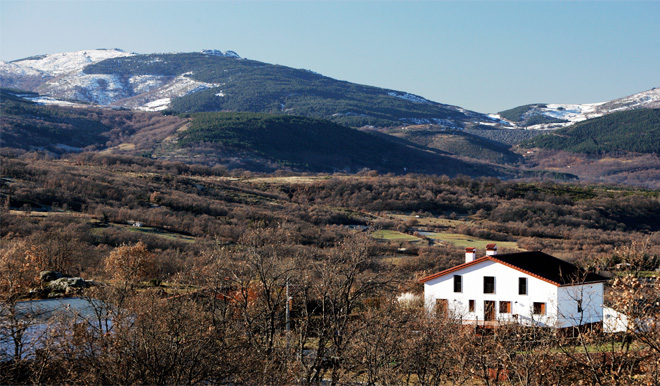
[373,125,523,164]
[170,112,501,175]
[84,52,487,127]
[522,108,660,154]
[0,88,185,154]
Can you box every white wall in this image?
[603,306,628,333]
[556,283,604,328]
[424,260,559,327]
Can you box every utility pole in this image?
[286,281,291,332]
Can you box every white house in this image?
[420,245,608,328]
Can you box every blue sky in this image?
[1,1,659,113]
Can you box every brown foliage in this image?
[104,241,158,285]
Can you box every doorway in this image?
[484,300,496,321]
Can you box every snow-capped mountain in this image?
[492,88,660,130]
[3,48,656,130]
[0,49,497,128]
[0,49,232,111]
[11,49,134,75]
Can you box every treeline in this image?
[464,125,545,145]
[281,176,660,232]
[3,152,660,264]
[523,108,660,154]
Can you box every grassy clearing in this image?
[243,176,333,184]
[420,231,520,250]
[9,209,93,219]
[389,213,467,228]
[371,230,421,242]
[126,226,196,243]
[91,223,197,243]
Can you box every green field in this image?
[90,223,197,243]
[371,230,421,242]
[126,226,196,243]
[419,231,519,250]
[388,214,467,227]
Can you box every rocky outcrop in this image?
[40,270,64,283]
[48,277,88,293]
[39,271,97,297]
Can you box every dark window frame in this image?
[469,299,475,313]
[484,276,495,294]
[499,301,511,314]
[519,277,528,295]
[453,275,462,293]
[533,302,546,315]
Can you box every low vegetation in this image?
[1,152,659,384]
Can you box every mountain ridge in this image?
[493,87,660,130]
[0,49,497,128]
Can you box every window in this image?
[519,277,527,295]
[469,299,475,313]
[435,299,448,318]
[499,301,511,314]
[453,275,462,293]
[533,302,546,315]
[483,276,495,294]
[577,300,583,313]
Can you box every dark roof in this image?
[420,251,608,286]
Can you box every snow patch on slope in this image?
[140,98,171,111]
[4,49,220,110]
[128,74,220,111]
[13,49,134,76]
[388,91,433,105]
[38,73,131,105]
[24,95,87,107]
[0,60,43,77]
[542,102,606,123]
[602,87,660,112]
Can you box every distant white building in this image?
[420,245,608,328]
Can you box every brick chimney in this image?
[486,243,498,256]
[465,247,476,263]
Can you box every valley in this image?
[2,48,660,384]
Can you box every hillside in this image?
[371,124,523,164]
[521,109,660,155]
[0,90,504,176]
[0,88,186,154]
[156,112,502,175]
[1,49,497,128]
[493,87,660,130]
[85,52,492,127]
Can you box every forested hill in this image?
[521,109,660,155]
[166,112,501,176]
[83,52,493,127]
[0,90,502,176]
[0,88,186,154]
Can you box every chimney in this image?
[486,243,498,256]
[465,247,476,263]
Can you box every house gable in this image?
[422,248,606,328]
[420,251,607,287]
